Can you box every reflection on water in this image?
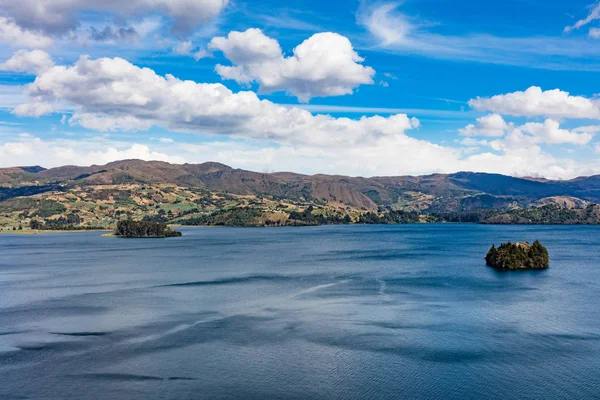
[1,225,600,399]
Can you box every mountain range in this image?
[3,159,600,209]
[2,159,600,230]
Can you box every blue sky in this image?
[1,0,600,178]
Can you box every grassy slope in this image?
[0,184,362,230]
[3,160,600,229]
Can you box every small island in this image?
[485,240,549,270]
[116,220,182,238]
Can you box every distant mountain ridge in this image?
[2,159,600,212]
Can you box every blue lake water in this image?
[1,224,600,399]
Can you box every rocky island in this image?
[116,220,182,238]
[485,240,549,270]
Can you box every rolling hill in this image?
[2,159,600,230]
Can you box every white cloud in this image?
[0,50,54,75]
[88,25,140,42]
[13,102,55,117]
[67,113,153,132]
[459,138,489,147]
[459,114,511,137]
[358,3,414,47]
[2,133,598,180]
[192,48,211,61]
[519,120,593,145]
[172,41,211,60]
[0,0,229,45]
[565,3,600,33]
[0,17,53,48]
[9,54,600,181]
[357,3,600,71]
[131,17,163,38]
[15,55,407,147]
[210,28,281,64]
[209,28,375,102]
[158,137,174,143]
[490,119,593,152]
[469,86,600,119]
[173,40,193,55]
[574,125,600,133]
[590,28,600,39]
[0,136,183,167]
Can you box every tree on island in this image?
[485,240,549,270]
[116,220,182,238]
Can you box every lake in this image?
[1,224,600,399]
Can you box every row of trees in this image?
[180,206,421,227]
[30,213,104,230]
[483,204,594,224]
[288,206,352,226]
[429,210,498,223]
[358,210,420,224]
[180,207,264,227]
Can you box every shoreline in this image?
[3,222,600,235]
[0,229,112,235]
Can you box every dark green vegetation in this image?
[180,207,267,227]
[429,205,600,224]
[3,160,600,229]
[29,214,104,231]
[358,210,420,224]
[287,206,352,226]
[0,184,63,202]
[485,241,549,270]
[179,206,353,227]
[482,204,600,224]
[116,220,182,238]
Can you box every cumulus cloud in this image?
[10,55,600,180]
[0,0,229,45]
[459,114,592,152]
[2,132,598,180]
[192,48,211,61]
[0,17,53,48]
[519,120,593,145]
[172,41,210,60]
[469,86,600,119]
[13,102,55,117]
[490,119,593,152]
[209,28,375,102]
[574,125,600,133]
[459,138,489,147]
[0,136,183,168]
[173,40,194,55]
[89,26,139,42]
[459,114,511,137]
[0,50,54,75]
[14,55,413,147]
